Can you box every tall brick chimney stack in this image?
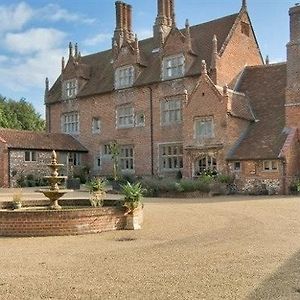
[153,0,176,49]
[113,1,134,49]
[286,3,300,127]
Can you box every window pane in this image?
[195,117,213,138]
[160,144,183,171]
[161,99,182,125]
[115,66,134,89]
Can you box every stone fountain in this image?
[38,150,73,210]
[0,150,143,237]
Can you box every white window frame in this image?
[61,112,79,134]
[195,155,217,175]
[68,152,81,166]
[63,79,77,99]
[92,117,101,134]
[194,117,214,139]
[160,143,183,171]
[116,105,134,129]
[24,151,37,162]
[115,65,134,89]
[162,54,185,80]
[263,160,278,172]
[161,98,182,126]
[120,145,134,172]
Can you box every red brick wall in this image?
[286,106,300,128]
[218,12,263,87]
[46,12,263,180]
[0,207,127,237]
[229,160,283,194]
[280,128,300,192]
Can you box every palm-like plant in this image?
[86,178,107,207]
[121,182,144,212]
[86,178,107,193]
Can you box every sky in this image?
[0,0,296,117]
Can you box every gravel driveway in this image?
[0,195,300,299]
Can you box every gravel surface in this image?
[1,195,300,299]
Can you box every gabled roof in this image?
[228,63,287,160]
[215,87,256,121]
[47,13,239,104]
[0,128,88,152]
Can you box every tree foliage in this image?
[0,95,45,131]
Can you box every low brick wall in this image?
[0,207,127,237]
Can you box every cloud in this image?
[0,48,66,92]
[0,2,95,33]
[83,33,111,46]
[0,2,33,33]
[0,55,8,63]
[37,4,95,25]
[4,28,66,55]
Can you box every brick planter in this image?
[0,207,128,237]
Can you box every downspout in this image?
[281,158,287,195]
[148,86,154,176]
[8,148,11,188]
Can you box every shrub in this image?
[178,179,197,192]
[140,177,211,196]
[289,179,300,193]
[74,167,89,184]
[139,177,160,196]
[217,174,235,184]
[198,175,214,186]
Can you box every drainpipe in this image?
[8,148,11,188]
[281,158,287,195]
[147,86,154,176]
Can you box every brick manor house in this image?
[2,0,300,193]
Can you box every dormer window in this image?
[162,54,185,80]
[115,65,134,89]
[63,79,77,99]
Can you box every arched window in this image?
[196,155,217,174]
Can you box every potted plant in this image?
[86,178,107,207]
[12,190,23,210]
[121,182,144,230]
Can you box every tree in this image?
[0,95,45,131]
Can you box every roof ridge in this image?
[0,128,72,137]
[245,62,286,70]
[81,12,240,60]
[0,127,44,134]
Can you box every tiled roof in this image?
[228,63,287,160]
[47,13,239,103]
[230,92,256,121]
[215,86,256,121]
[0,128,88,152]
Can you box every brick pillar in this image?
[286,4,300,127]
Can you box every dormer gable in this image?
[161,24,197,81]
[61,42,90,100]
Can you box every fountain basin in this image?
[0,205,137,237]
[38,188,73,209]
